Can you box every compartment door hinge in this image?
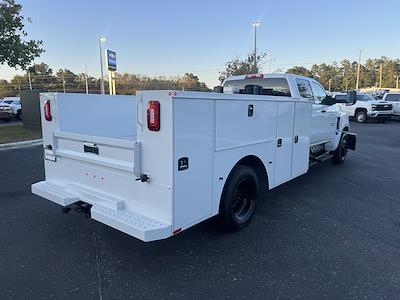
[133,141,142,177]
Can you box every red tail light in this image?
[147,101,160,131]
[44,100,52,121]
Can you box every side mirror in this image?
[346,90,357,105]
[214,86,223,93]
[321,95,336,105]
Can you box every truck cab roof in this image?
[222,73,322,99]
[223,73,312,83]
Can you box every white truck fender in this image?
[327,110,350,152]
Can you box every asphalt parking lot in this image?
[1,120,400,299]
[0,119,21,127]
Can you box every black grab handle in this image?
[84,143,99,155]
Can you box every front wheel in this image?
[356,110,367,123]
[332,134,348,164]
[219,165,259,231]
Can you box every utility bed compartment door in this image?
[173,98,214,230]
[274,101,312,187]
[274,102,294,186]
[292,102,312,178]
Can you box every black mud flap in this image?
[345,133,356,150]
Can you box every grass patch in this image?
[0,123,42,144]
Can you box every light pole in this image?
[99,37,106,94]
[356,49,362,90]
[252,21,260,71]
[82,65,89,94]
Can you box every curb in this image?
[0,139,43,151]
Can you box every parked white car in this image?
[333,93,393,123]
[382,93,400,116]
[1,97,19,105]
[9,100,22,120]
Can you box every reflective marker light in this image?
[147,100,160,131]
[44,100,52,121]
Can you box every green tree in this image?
[56,69,78,91]
[286,66,313,78]
[0,0,44,69]
[10,74,25,91]
[219,52,267,83]
[0,79,14,98]
[27,63,56,89]
[178,73,209,91]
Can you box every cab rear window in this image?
[223,78,291,97]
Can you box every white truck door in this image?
[295,78,323,144]
[313,103,336,142]
[274,102,295,186]
[310,82,337,142]
[311,104,325,144]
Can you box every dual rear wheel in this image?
[219,165,259,231]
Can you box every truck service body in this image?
[32,74,356,242]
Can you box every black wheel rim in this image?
[232,177,255,222]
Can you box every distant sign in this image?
[106,49,117,71]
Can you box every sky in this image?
[1,0,399,87]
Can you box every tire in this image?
[17,110,22,120]
[219,165,259,231]
[332,133,348,164]
[355,110,367,123]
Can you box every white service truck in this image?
[32,74,356,242]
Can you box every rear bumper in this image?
[32,181,172,242]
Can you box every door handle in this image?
[83,142,99,155]
[321,110,327,113]
[294,135,299,143]
[277,138,282,147]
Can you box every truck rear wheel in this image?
[332,134,348,164]
[219,165,259,231]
